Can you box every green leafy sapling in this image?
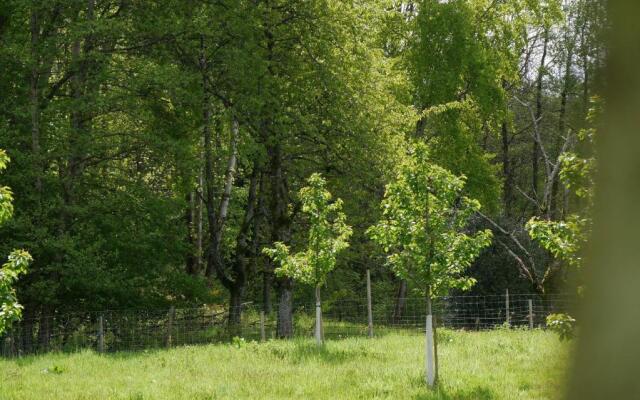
[0,149,32,335]
[263,173,352,345]
[368,143,492,386]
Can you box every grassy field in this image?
[0,329,569,400]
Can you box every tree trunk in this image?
[226,162,260,327]
[185,191,197,275]
[228,285,244,327]
[501,121,513,217]
[532,30,549,203]
[392,279,408,324]
[196,170,204,272]
[277,279,294,338]
[551,37,575,219]
[267,139,293,338]
[263,270,272,314]
[30,10,42,195]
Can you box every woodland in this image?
[0,0,605,340]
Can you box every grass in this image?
[0,328,569,400]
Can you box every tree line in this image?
[0,0,605,344]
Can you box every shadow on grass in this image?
[413,386,495,400]
[268,340,374,365]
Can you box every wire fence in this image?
[0,293,574,358]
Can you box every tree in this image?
[263,173,352,345]
[368,143,492,386]
[0,149,31,335]
[527,98,599,288]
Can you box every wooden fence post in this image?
[97,314,105,353]
[260,311,266,342]
[528,299,534,329]
[505,289,510,327]
[165,306,175,348]
[366,269,374,338]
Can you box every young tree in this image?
[263,173,352,345]
[0,149,31,335]
[368,143,492,387]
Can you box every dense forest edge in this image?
[0,0,605,343]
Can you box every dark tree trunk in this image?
[263,272,272,314]
[226,163,260,326]
[267,140,293,337]
[501,121,513,217]
[185,191,198,275]
[228,285,244,326]
[392,279,408,324]
[277,278,294,338]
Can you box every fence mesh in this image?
[1,293,574,357]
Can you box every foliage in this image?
[546,313,576,341]
[368,143,492,297]
[264,174,352,287]
[0,0,603,322]
[0,149,31,335]
[527,99,600,271]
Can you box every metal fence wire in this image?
[1,293,574,357]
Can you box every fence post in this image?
[260,311,266,342]
[366,269,374,338]
[97,314,105,353]
[165,306,175,348]
[505,289,510,327]
[528,299,534,329]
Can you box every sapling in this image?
[263,173,352,345]
[368,143,492,386]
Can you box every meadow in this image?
[0,329,569,400]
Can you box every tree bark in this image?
[30,10,42,195]
[532,30,549,203]
[267,139,294,338]
[501,121,513,217]
[185,191,197,275]
[277,279,294,338]
[392,279,407,324]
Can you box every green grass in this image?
[0,329,569,400]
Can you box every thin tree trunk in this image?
[216,118,239,242]
[551,40,574,219]
[30,10,42,194]
[227,163,260,327]
[501,121,513,217]
[263,269,272,314]
[196,170,204,272]
[532,30,549,203]
[185,191,197,275]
